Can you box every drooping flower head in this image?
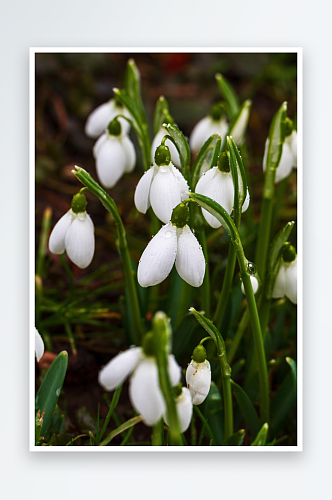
[137,202,205,288]
[135,144,189,224]
[93,118,136,189]
[272,243,297,304]
[263,118,297,183]
[49,190,95,269]
[163,384,193,433]
[151,126,181,168]
[85,96,131,139]
[186,344,211,405]
[189,103,228,154]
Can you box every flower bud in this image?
[186,357,211,405]
[155,144,171,166]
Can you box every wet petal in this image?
[93,133,108,158]
[98,347,143,391]
[65,212,95,269]
[85,101,114,138]
[186,359,211,405]
[242,189,250,213]
[175,226,205,287]
[137,223,177,287]
[121,135,136,173]
[272,262,286,299]
[134,166,155,214]
[95,136,126,188]
[230,102,250,145]
[171,165,190,201]
[189,116,223,153]
[164,387,193,433]
[275,141,294,183]
[241,275,259,295]
[150,166,182,223]
[285,258,297,304]
[35,327,44,362]
[290,130,297,167]
[129,357,165,426]
[197,169,234,228]
[49,210,74,255]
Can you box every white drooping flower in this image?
[190,112,228,154]
[262,130,297,183]
[137,203,205,288]
[186,358,211,405]
[163,387,193,433]
[49,193,95,269]
[93,119,136,189]
[85,98,131,138]
[134,145,189,224]
[151,127,181,168]
[98,346,181,426]
[195,165,249,228]
[241,275,259,295]
[272,254,297,304]
[35,327,44,362]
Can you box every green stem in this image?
[220,356,233,440]
[197,230,210,318]
[174,280,192,329]
[227,308,249,365]
[64,322,77,356]
[73,167,144,345]
[213,243,236,330]
[152,419,164,446]
[36,207,52,277]
[97,384,122,445]
[255,196,274,280]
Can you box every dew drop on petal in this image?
[165,231,172,238]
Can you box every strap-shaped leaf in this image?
[124,59,146,125]
[100,416,143,446]
[191,133,221,189]
[228,136,248,207]
[224,429,245,446]
[231,380,261,437]
[266,221,295,298]
[153,96,172,136]
[251,423,269,446]
[189,307,225,357]
[162,123,191,172]
[215,73,240,119]
[35,350,68,438]
[270,372,296,436]
[286,357,297,395]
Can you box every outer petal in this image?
[186,359,211,405]
[95,136,126,188]
[137,223,177,287]
[272,262,286,299]
[49,210,75,255]
[230,103,250,145]
[35,327,44,362]
[168,354,182,386]
[189,116,223,153]
[64,212,95,269]
[134,166,155,214]
[98,347,143,391]
[151,128,181,168]
[242,189,250,213]
[175,226,205,287]
[129,357,165,426]
[197,169,234,228]
[85,101,115,138]
[284,258,297,304]
[121,135,136,173]
[195,166,217,195]
[150,166,182,224]
[171,165,190,201]
[93,133,108,158]
[114,104,131,135]
[290,130,297,167]
[275,141,294,183]
[241,275,259,295]
[164,387,193,433]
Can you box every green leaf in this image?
[162,123,191,173]
[266,221,295,298]
[35,351,68,438]
[124,59,146,125]
[231,380,261,437]
[189,307,226,357]
[215,73,240,119]
[191,134,221,189]
[286,357,297,395]
[224,429,245,446]
[100,416,143,446]
[251,423,269,445]
[270,372,296,436]
[228,137,248,207]
[228,100,252,146]
[153,96,171,136]
[97,384,123,444]
[204,382,224,445]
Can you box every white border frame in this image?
[30,47,302,452]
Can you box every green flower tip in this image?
[209,102,225,121]
[171,203,190,228]
[71,193,87,214]
[284,117,294,137]
[172,383,183,399]
[217,152,230,173]
[108,118,122,136]
[192,345,207,363]
[142,332,155,357]
[282,243,296,263]
[155,144,171,166]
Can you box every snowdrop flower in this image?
[93,118,136,189]
[189,103,228,154]
[151,126,181,168]
[134,144,189,224]
[272,244,297,304]
[85,97,131,138]
[98,333,181,426]
[164,386,193,433]
[137,203,205,288]
[35,327,44,362]
[49,191,94,269]
[195,153,249,228]
[263,122,297,183]
[186,345,211,405]
[241,275,259,295]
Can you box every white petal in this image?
[93,133,108,158]
[114,104,131,135]
[49,210,75,255]
[121,135,136,173]
[242,189,250,213]
[151,128,181,168]
[64,212,95,269]
[168,354,182,386]
[196,169,234,228]
[35,327,44,362]
[262,138,269,173]
[98,347,143,391]
[134,166,155,214]
[290,130,297,167]
[284,258,297,304]
[129,357,165,426]
[171,165,190,201]
[186,359,211,405]
[241,275,259,295]
[272,262,286,299]
[150,165,182,224]
[190,116,226,153]
[230,101,251,145]
[137,223,177,287]
[85,101,115,139]
[95,136,126,189]
[275,141,294,183]
[195,166,217,194]
[164,387,193,433]
[175,225,205,287]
